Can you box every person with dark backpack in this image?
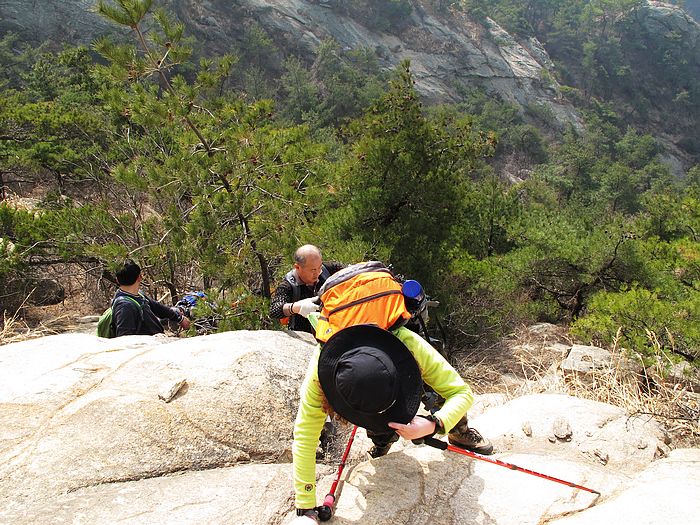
[110,260,190,337]
[269,245,344,334]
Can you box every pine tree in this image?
[94,0,331,304]
[333,61,493,290]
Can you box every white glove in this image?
[294,296,321,318]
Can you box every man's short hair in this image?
[294,244,322,266]
[116,259,141,286]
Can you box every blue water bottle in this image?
[402,279,425,314]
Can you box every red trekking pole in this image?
[316,425,358,521]
[422,436,600,495]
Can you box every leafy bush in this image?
[572,286,700,363]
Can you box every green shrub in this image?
[572,286,700,362]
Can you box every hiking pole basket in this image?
[420,436,600,495]
[317,424,358,521]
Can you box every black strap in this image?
[318,261,390,295]
[285,270,303,303]
[325,289,403,316]
[317,264,330,291]
[112,294,144,333]
[285,264,331,330]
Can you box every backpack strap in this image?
[318,261,391,295]
[112,294,144,332]
[284,270,303,303]
[113,294,143,313]
[318,264,330,287]
[324,289,403,317]
[284,271,302,330]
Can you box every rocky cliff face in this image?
[179,1,581,126]
[634,2,699,55]
[624,1,700,168]
[0,1,118,43]
[1,1,698,160]
[1,0,581,127]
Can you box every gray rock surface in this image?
[0,0,118,43]
[470,394,668,474]
[1,332,698,524]
[316,446,603,525]
[561,344,613,374]
[637,1,699,44]
[0,330,315,515]
[4,463,333,525]
[550,448,700,525]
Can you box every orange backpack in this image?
[315,261,411,342]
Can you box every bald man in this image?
[270,245,345,334]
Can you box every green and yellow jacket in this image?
[292,314,474,509]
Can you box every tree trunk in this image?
[238,212,271,298]
[166,254,178,304]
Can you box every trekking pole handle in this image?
[322,494,335,508]
[422,435,448,450]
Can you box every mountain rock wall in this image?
[2,1,698,166]
[0,0,581,129]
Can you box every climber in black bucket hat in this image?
[291,310,484,523]
[317,324,422,433]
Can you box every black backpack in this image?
[96,295,143,338]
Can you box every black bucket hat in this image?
[318,324,422,433]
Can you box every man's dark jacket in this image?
[112,290,183,337]
[270,261,344,334]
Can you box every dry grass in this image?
[454,323,571,395]
[0,310,29,344]
[0,308,66,345]
[0,288,72,345]
[454,324,700,449]
[564,331,700,448]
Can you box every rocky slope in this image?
[1,329,698,524]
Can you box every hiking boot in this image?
[368,443,394,458]
[448,426,494,455]
[367,431,399,459]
